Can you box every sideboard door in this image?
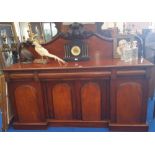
[110,77,148,131]
[81,82,101,121]
[116,80,144,123]
[9,82,45,124]
[47,82,74,120]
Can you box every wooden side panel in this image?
[52,83,73,120]
[14,85,41,123]
[81,82,101,121]
[0,75,3,109]
[149,66,155,98]
[0,75,8,131]
[116,82,142,124]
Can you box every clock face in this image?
[71,46,81,56]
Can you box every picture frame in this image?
[0,22,17,46]
[0,23,17,68]
[113,34,136,58]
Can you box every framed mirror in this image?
[19,22,61,43]
[0,22,18,68]
[0,22,17,47]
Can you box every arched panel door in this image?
[14,84,41,123]
[116,82,142,124]
[52,83,73,120]
[81,82,101,121]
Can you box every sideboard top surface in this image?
[3,58,154,72]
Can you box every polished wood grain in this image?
[3,59,153,73]
[9,82,45,123]
[0,75,3,110]
[87,35,113,59]
[47,120,108,127]
[109,123,148,132]
[0,75,8,131]
[14,85,41,122]
[149,66,155,97]
[116,82,142,123]
[101,80,110,120]
[81,82,101,121]
[52,83,73,120]
[13,122,47,129]
[116,70,146,76]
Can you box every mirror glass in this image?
[42,22,58,42]
[19,22,59,43]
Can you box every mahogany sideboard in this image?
[2,31,154,131]
[3,58,153,131]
